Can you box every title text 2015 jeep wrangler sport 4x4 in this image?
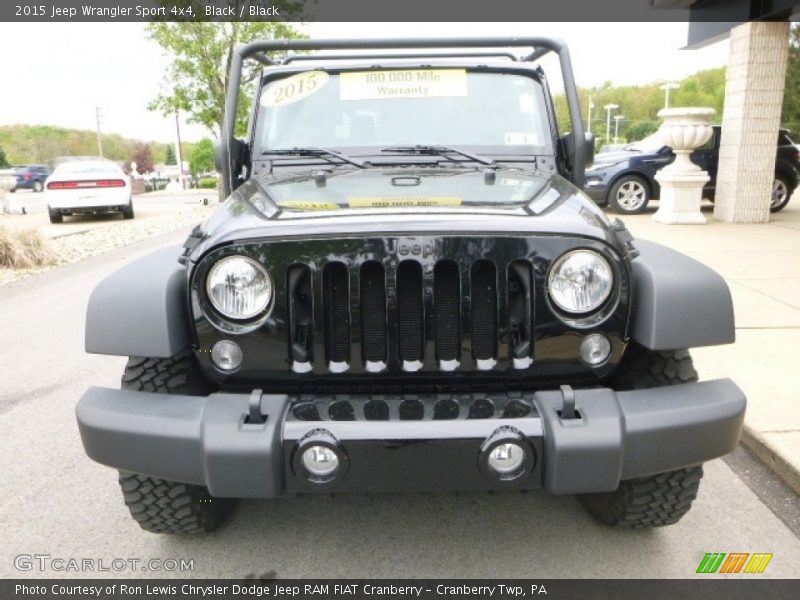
[76,38,745,534]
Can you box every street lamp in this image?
[604,104,619,143]
[613,115,624,144]
[660,82,679,109]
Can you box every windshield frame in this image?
[250,65,557,163]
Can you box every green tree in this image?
[0,147,9,168]
[625,120,660,141]
[189,138,215,175]
[165,144,177,165]
[553,66,727,142]
[148,6,305,137]
[782,23,800,136]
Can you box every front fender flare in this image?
[85,245,190,358]
[630,239,735,350]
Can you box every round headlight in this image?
[206,256,272,320]
[548,250,613,314]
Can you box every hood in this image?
[257,167,550,213]
[190,167,621,259]
[591,150,638,166]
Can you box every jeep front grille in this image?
[286,257,534,374]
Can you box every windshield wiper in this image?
[260,147,366,169]
[381,145,496,166]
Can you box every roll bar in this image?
[220,37,585,196]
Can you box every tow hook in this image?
[559,385,578,420]
[248,389,266,424]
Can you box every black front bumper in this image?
[76,379,745,497]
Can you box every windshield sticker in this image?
[262,71,330,108]
[278,200,339,211]
[504,132,540,145]
[348,196,463,208]
[339,69,467,101]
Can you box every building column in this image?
[714,21,789,223]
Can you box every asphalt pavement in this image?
[1,229,800,579]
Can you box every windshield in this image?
[254,70,552,155]
[624,132,665,152]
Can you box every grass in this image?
[0,224,54,269]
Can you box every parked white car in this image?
[46,160,133,223]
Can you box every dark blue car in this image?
[11,164,51,193]
[584,126,799,214]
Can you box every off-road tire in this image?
[606,343,698,391]
[118,473,235,534]
[579,342,703,528]
[580,466,703,528]
[118,351,234,534]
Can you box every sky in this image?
[0,22,730,144]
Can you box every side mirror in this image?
[584,132,595,167]
[214,141,224,174]
[562,132,595,172]
[215,138,247,197]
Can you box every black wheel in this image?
[117,352,235,534]
[48,207,63,223]
[121,199,134,219]
[579,342,703,528]
[770,174,793,213]
[609,175,651,214]
[33,180,43,193]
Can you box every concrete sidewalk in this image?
[617,200,800,494]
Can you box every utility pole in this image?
[614,115,624,144]
[661,82,679,109]
[604,104,619,143]
[587,95,595,134]
[175,109,184,189]
[95,106,103,158]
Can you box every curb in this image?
[741,426,800,496]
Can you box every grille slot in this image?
[286,264,314,365]
[323,262,351,364]
[434,260,461,361]
[507,260,534,361]
[396,260,425,364]
[360,261,387,362]
[470,260,498,361]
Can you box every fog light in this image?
[479,427,533,484]
[488,443,526,475]
[211,340,243,371]
[302,445,339,477]
[580,333,611,366]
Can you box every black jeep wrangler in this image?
[76,38,745,534]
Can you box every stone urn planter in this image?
[653,107,716,225]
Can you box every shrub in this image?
[198,177,218,189]
[0,225,54,269]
